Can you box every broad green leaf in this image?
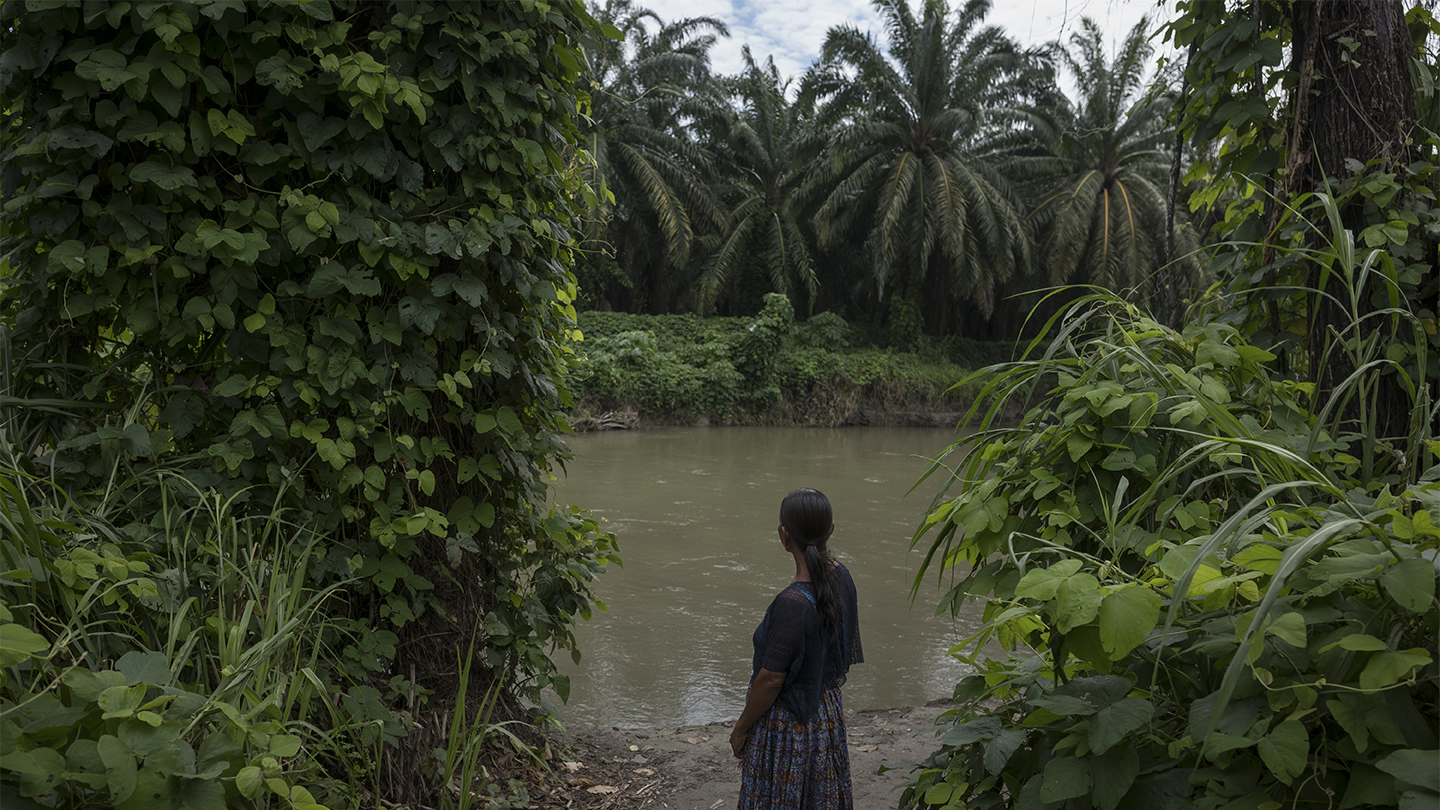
[1090,746,1139,810]
[0,622,50,666]
[1015,559,1083,600]
[269,734,302,758]
[1232,543,1283,574]
[1360,650,1433,690]
[452,275,488,306]
[940,716,1001,747]
[1312,551,1392,584]
[117,719,180,756]
[116,650,170,686]
[63,667,128,702]
[99,685,145,718]
[11,746,65,790]
[1235,345,1277,363]
[182,779,226,808]
[97,735,138,801]
[1098,586,1161,658]
[1040,755,1091,802]
[982,728,1026,775]
[236,765,263,798]
[1333,634,1389,652]
[1028,694,1098,717]
[1398,789,1440,810]
[129,161,198,190]
[1088,697,1153,755]
[48,240,88,273]
[118,766,171,810]
[211,375,249,398]
[923,784,953,805]
[1376,749,1440,791]
[65,738,107,788]
[1328,696,1371,753]
[1266,612,1306,649]
[1196,340,1239,368]
[496,406,522,436]
[1338,763,1399,809]
[1055,574,1101,633]
[1256,718,1308,785]
[1381,556,1436,612]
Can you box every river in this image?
[548,426,991,729]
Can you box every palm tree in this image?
[695,48,819,316]
[1025,17,1179,295]
[578,0,728,311]
[798,0,1044,337]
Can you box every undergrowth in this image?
[569,295,1012,426]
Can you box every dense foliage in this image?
[573,0,1198,341]
[904,291,1437,810]
[570,294,1008,425]
[903,1,1440,808]
[0,0,615,805]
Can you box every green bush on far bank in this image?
[568,295,1014,426]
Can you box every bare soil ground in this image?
[530,701,952,810]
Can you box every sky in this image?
[660,0,1176,87]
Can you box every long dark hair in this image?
[780,488,841,642]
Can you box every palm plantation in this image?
[578,0,729,312]
[800,0,1041,338]
[1026,18,1182,294]
[697,48,819,316]
[573,0,1202,338]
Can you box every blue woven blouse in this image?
[749,562,863,721]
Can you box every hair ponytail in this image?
[781,488,842,643]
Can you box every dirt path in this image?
[533,701,952,809]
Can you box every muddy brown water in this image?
[548,426,991,729]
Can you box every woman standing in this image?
[730,488,863,809]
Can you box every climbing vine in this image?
[1,0,618,801]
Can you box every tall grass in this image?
[900,193,1439,809]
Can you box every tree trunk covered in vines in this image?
[1286,0,1417,440]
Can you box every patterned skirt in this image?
[739,687,852,810]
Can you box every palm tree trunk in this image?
[921,254,954,336]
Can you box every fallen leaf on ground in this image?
[562,761,584,773]
[631,754,648,763]
[633,768,655,776]
[853,744,878,752]
[568,777,597,787]
[628,744,639,751]
[586,786,620,794]
[685,736,710,744]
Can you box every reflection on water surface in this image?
[550,426,987,728]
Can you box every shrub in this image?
[0,0,617,804]
[902,291,1438,810]
[571,297,986,424]
[0,473,342,808]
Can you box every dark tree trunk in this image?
[920,254,954,336]
[1286,0,1416,441]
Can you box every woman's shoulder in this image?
[772,583,818,613]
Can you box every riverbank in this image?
[533,702,951,809]
[567,407,973,431]
[566,300,1017,429]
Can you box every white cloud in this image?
[654,0,1177,87]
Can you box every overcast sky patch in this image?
[663,0,1173,86]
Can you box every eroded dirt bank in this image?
[534,701,952,809]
